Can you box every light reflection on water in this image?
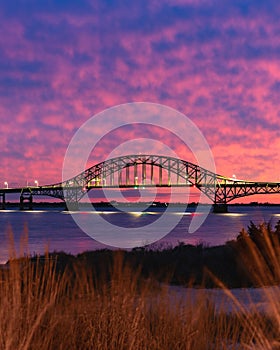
[0,205,279,263]
[215,213,247,217]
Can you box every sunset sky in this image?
[1,1,280,202]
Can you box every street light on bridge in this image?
[34,180,39,187]
[4,181,8,189]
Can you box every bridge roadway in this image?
[0,154,279,212]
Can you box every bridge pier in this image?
[65,201,79,211]
[213,204,228,213]
[20,190,33,210]
[0,192,6,210]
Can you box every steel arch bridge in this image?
[1,154,280,211]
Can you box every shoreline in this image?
[1,201,280,210]
[1,223,279,290]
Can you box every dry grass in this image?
[0,223,279,349]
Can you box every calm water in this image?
[0,205,280,263]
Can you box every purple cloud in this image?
[0,0,279,203]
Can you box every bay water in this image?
[0,205,279,263]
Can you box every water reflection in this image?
[0,205,279,263]
[215,213,247,217]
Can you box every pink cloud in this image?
[0,1,279,203]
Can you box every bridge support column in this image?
[20,190,33,210]
[65,201,79,211]
[213,204,228,213]
[0,193,6,210]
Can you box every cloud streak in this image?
[0,0,279,202]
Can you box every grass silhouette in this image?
[0,221,279,349]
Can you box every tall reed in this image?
[0,222,279,349]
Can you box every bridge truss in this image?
[0,154,280,210]
[58,154,280,206]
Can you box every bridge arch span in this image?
[62,154,218,203]
[1,154,280,211]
